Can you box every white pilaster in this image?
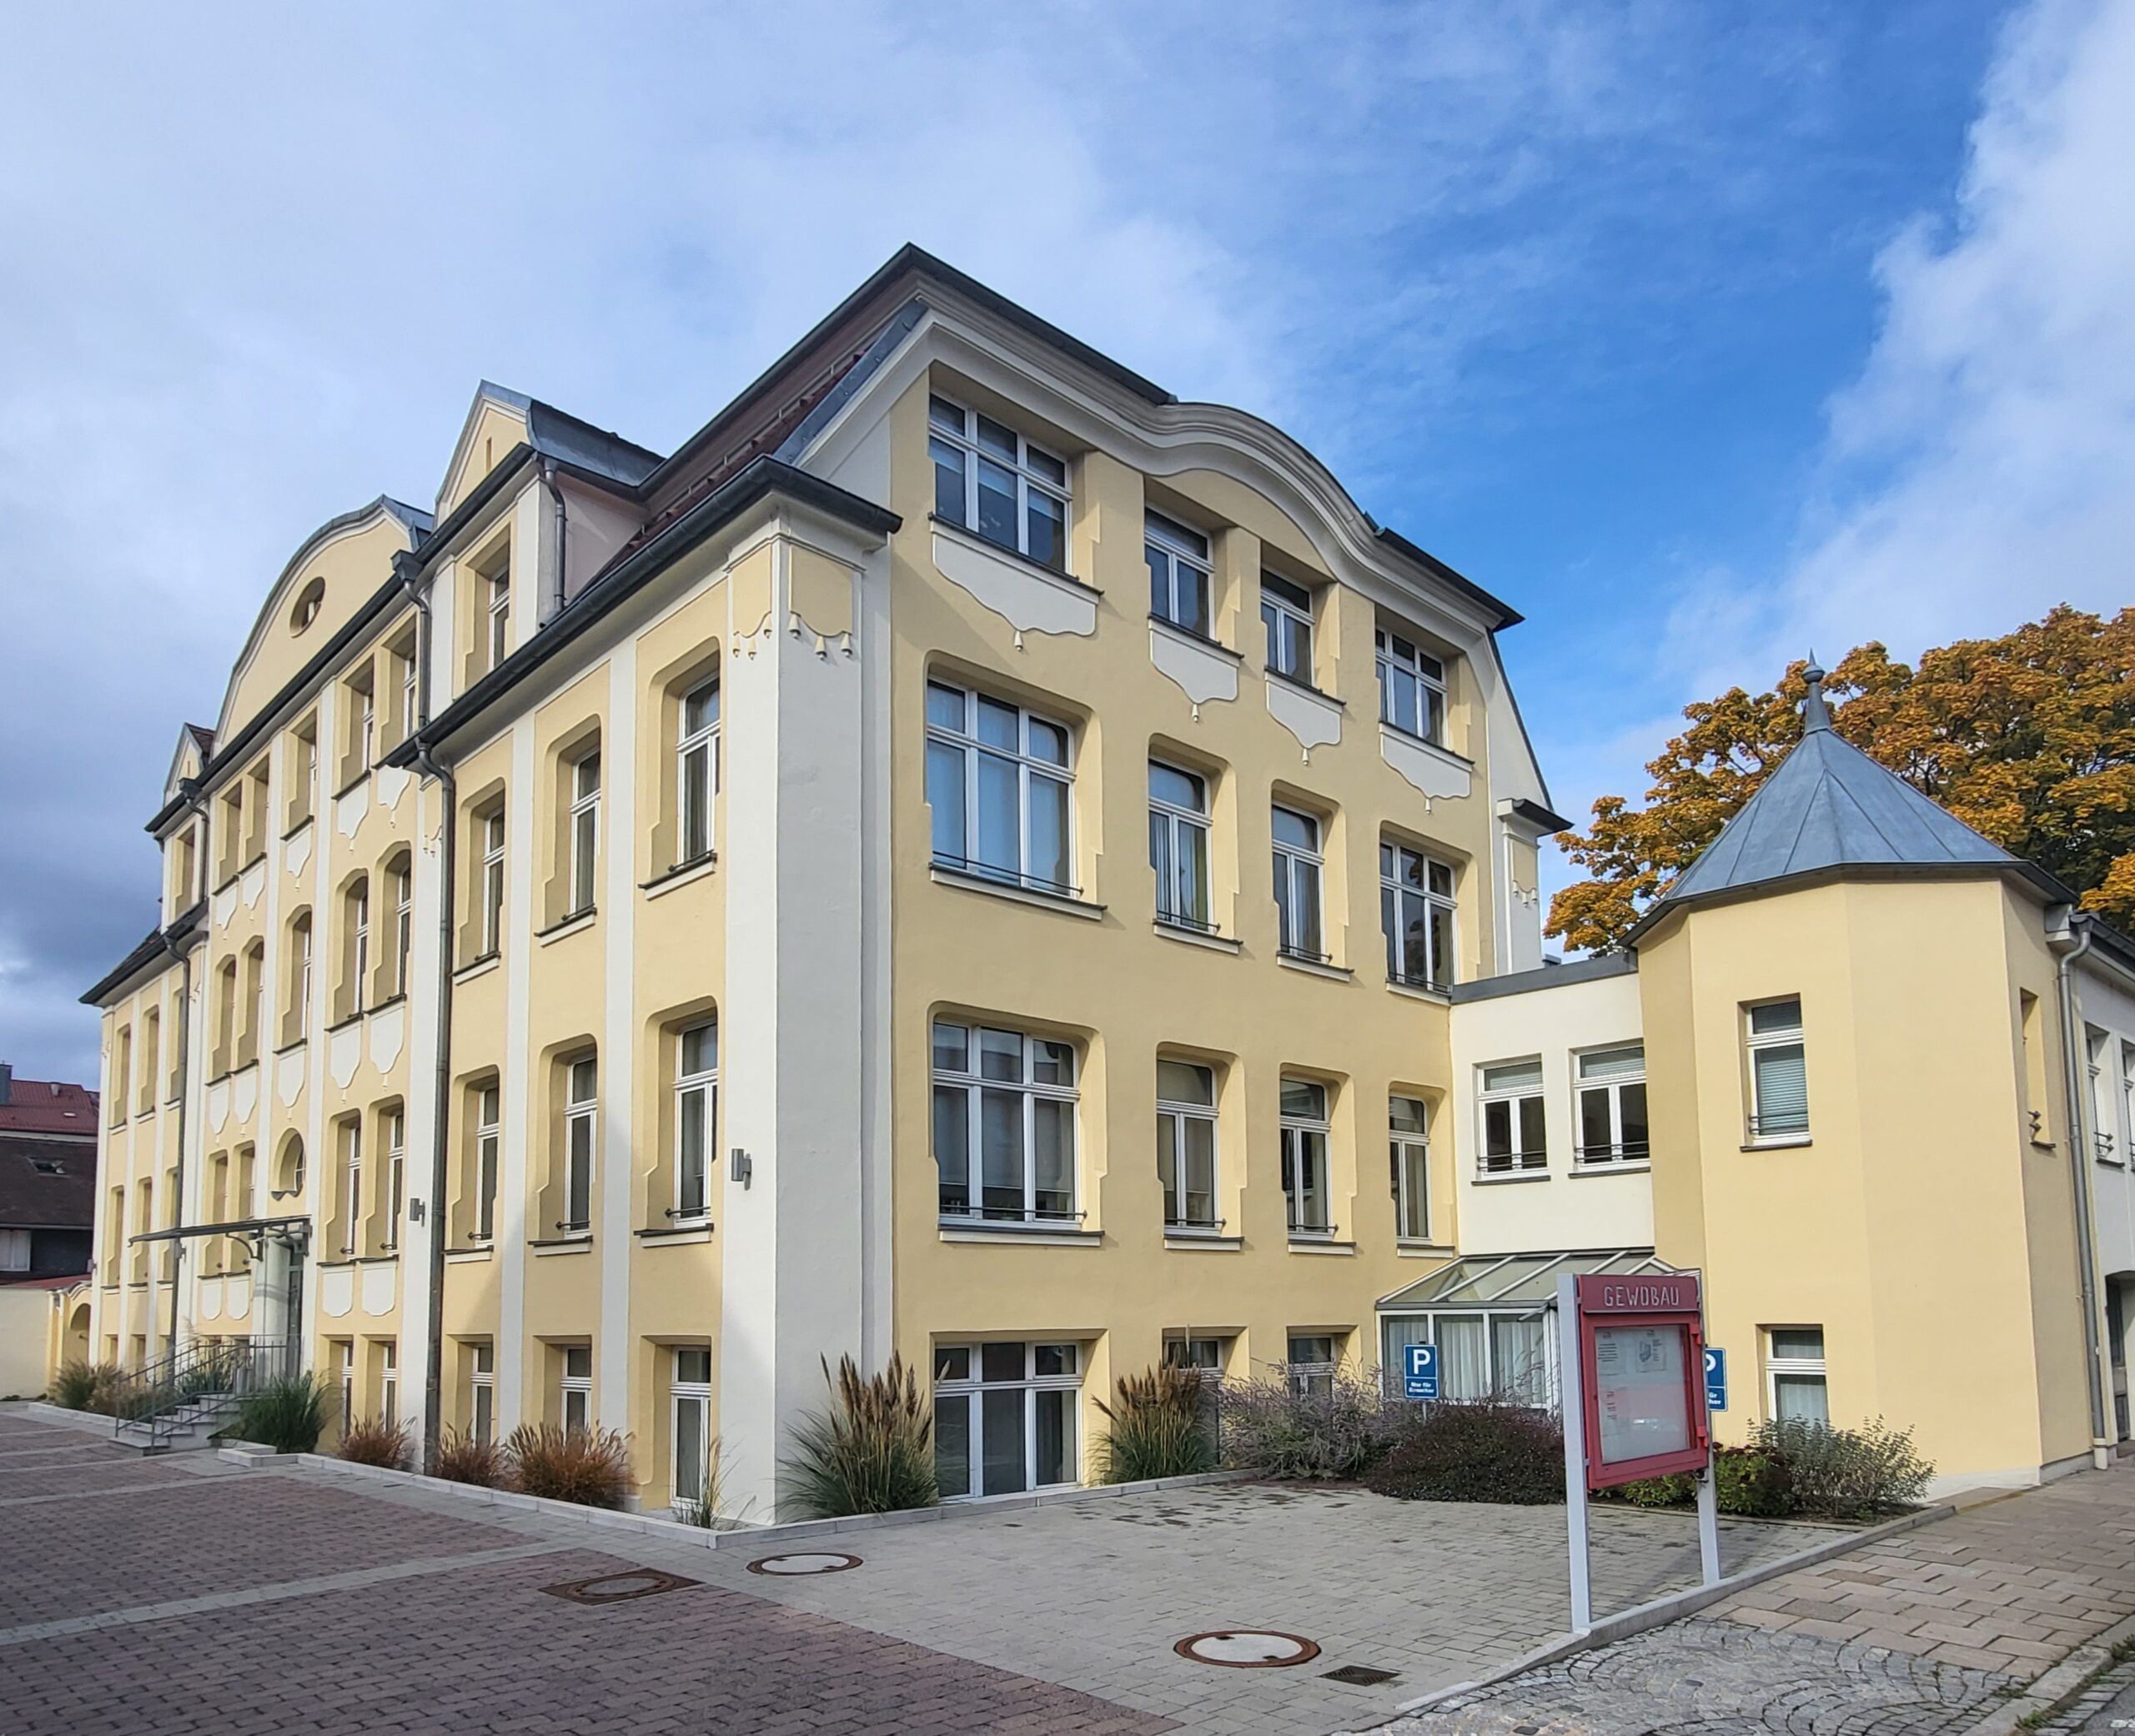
[599,645,638,1433]
[497,719,538,1430]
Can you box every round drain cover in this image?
[1174,1630,1321,1668]
[746,1552,863,1576]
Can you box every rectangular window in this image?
[1287,1333,1338,1400]
[1479,1060,1546,1174]
[480,809,505,958]
[1766,1327,1828,1423]
[932,1021,1078,1225]
[474,1084,500,1243]
[568,750,600,917]
[1380,841,1456,991]
[1746,998,1808,1141]
[932,1341,1080,1499]
[351,672,377,777]
[671,1347,713,1510]
[1156,1060,1218,1230]
[1163,1335,1225,1372]
[1148,761,1213,932]
[469,1342,495,1444]
[336,1342,354,1435]
[398,640,419,745]
[349,882,370,1016]
[379,1342,398,1427]
[677,680,720,866]
[1390,1095,1430,1241]
[1575,1046,1649,1166]
[1145,511,1212,636]
[1280,1078,1331,1236]
[1375,628,1446,744]
[1272,805,1325,961]
[926,681,1074,895]
[338,1119,362,1257]
[378,1108,404,1252]
[486,561,510,673]
[0,1227,29,1272]
[560,1344,592,1432]
[929,394,1069,572]
[674,1022,716,1224]
[562,1057,597,1235]
[392,864,413,998]
[1260,572,1314,682]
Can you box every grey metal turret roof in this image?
[1629,662,2072,936]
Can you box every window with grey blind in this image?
[1157,1060,1218,1230]
[1479,1059,1546,1174]
[1575,1045,1649,1166]
[1746,999,1808,1141]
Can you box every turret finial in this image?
[1801,654,1833,734]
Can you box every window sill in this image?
[273,1036,309,1060]
[929,514,1098,595]
[642,854,717,900]
[325,1010,364,1036]
[1154,920,1240,954]
[1473,1169,1550,1184]
[636,1223,713,1245]
[536,909,596,946]
[1148,614,1241,663]
[1376,717,1471,765]
[1384,977,1451,1005]
[367,992,407,1016]
[530,1237,593,1257]
[445,1247,493,1265]
[1263,665,1344,708]
[1571,1160,1650,1177]
[332,770,371,802]
[1741,1136,1812,1152]
[1164,1230,1243,1252]
[454,952,501,986]
[1277,952,1351,983]
[929,864,1105,921]
[281,817,314,845]
[1397,1239,1455,1257]
[1287,1236,1355,1254]
[937,1222,1103,1248]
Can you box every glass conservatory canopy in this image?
[1376,1247,1674,1314]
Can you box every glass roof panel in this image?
[1376,1248,1670,1312]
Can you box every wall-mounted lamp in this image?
[730,1146,753,1189]
[407,1199,426,1225]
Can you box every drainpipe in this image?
[399,552,459,1478]
[2052,915,2112,1464]
[162,780,208,1355]
[540,460,569,620]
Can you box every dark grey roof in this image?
[0,1132,96,1230]
[1450,951,1636,1003]
[471,382,664,489]
[1630,665,2072,936]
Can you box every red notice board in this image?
[1574,1272,1709,1488]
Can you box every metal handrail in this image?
[114,1336,289,1448]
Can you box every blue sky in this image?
[4,0,2132,1082]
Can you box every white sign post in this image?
[1554,1273,1594,1632]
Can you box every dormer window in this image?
[1376,629,1446,745]
[929,394,1068,572]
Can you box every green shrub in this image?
[506,1423,635,1509]
[674,1434,728,1528]
[49,1360,110,1411]
[1614,1471,1697,1508]
[781,1353,939,1518]
[432,1427,505,1488]
[1716,1445,1795,1516]
[1364,1401,1565,1504]
[1093,1365,1218,1483]
[1218,1370,1407,1481]
[1752,1416,1930,1519]
[336,1416,412,1468]
[234,1374,329,1453]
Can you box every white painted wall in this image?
[1449,961,1654,1256]
[2076,951,2135,1282]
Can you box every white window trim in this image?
[928,394,1071,570]
[1157,1064,1220,1232]
[392,865,413,998]
[568,750,601,917]
[1390,1097,1430,1242]
[560,1346,592,1432]
[1746,998,1809,1144]
[926,681,1077,896]
[382,1109,404,1252]
[1374,626,1447,745]
[932,1022,1080,1227]
[473,1085,500,1244]
[561,1058,597,1237]
[469,1342,495,1444]
[1765,1327,1829,1422]
[349,885,369,1016]
[480,810,505,958]
[379,1342,398,1427]
[1145,511,1213,636]
[1149,761,1214,934]
[1261,572,1315,683]
[671,1347,713,1509]
[339,1120,362,1257]
[1280,1081,1333,1237]
[933,1341,1082,1500]
[1573,1046,1650,1169]
[1379,841,1456,991]
[1478,1061,1547,1176]
[673,1024,716,1226]
[1272,806,1326,963]
[486,565,510,671]
[677,680,720,867]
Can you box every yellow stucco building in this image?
[81,247,2134,1513]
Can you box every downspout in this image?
[399,552,457,1476]
[162,780,208,1353]
[540,459,570,620]
[2053,915,2111,1463]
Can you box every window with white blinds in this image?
[1746,999,1808,1141]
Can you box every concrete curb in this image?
[255,1453,1255,1552]
[1952,1612,2135,1736]
[13,1402,122,1437]
[1379,1502,1956,1722]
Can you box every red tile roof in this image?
[0,1078,99,1138]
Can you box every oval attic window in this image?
[290,576,327,634]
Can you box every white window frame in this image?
[1380,840,1456,991]
[1375,627,1447,745]
[479,809,505,958]
[0,1227,28,1272]
[671,1347,713,1510]
[1390,1095,1430,1242]
[295,916,313,1036]
[568,750,600,917]
[560,1344,592,1432]
[1260,572,1315,683]
[1280,1078,1332,1237]
[1156,1060,1220,1231]
[1144,511,1213,637]
[349,882,369,1015]
[926,681,1076,895]
[1746,997,1809,1143]
[676,679,720,866]
[1478,1059,1547,1175]
[473,1084,500,1243]
[2119,1041,2135,1168]
[2087,1028,2117,1165]
[379,1341,398,1427]
[399,645,419,744]
[1765,1327,1829,1423]
[1574,1045,1650,1168]
[1286,1332,1339,1399]
[486,563,510,672]
[932,1021,1078,1226]
[336,1341,354,1434]
[338,1119,362,1257]
[354,678,377,775]
[1272,805,1326,961]
[673,1022,716,1225]
[1148,760,1213,933]
[932,1341,1081,1500]
[928,394,1070,572]
[391,863,412,998]
[1163,1335,1226,1374]
[561,1056,597,1236]
[381,1108,404,1252]
[469,1342,495,1444]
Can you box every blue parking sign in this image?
[1404,1343,1439,1401]
[1704,1347,1727,1413]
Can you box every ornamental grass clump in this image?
[1364,1400,1565,1505]
[505,1424,636,1509]
[781,1352,939,1518]
[49,1360,111,1411]
[335,1416,412,1469]
[1093,1364,1218,1483]
[234,1374,329,1453]
[431,1426,505,1488]
[1753,1416,1930,1519]
[1218,1369,1407,1482]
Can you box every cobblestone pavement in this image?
[1363,1461,2135,1736]
[2038,1654,2135,1733]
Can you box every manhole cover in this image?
[542,1568,699,1605]
[746,1552,863,1576]
[1324,1664,1399,1687]
[1174,1630,1322,1668]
